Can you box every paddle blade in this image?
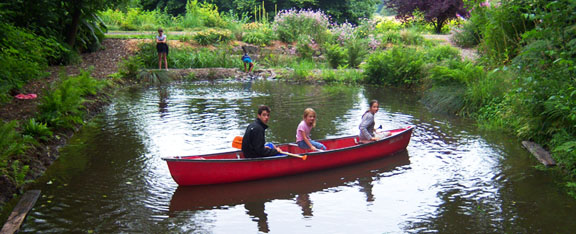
[232,136,243,149]
[302,155,307,160]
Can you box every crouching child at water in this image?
[241,47,254,73]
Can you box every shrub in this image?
[374,18,403,32]
[380,30,404,45]
[260,53,297,68]
[463,68,511,114]
[22,118,53,142]
[0,121,28,170]
[363,47,425,86]
[138,43,240,69]
[428,60,484,86]
[329,22,356,45]
[452,15,483,48]
[193,28,232,45]
[321,69,363,84]
[551,130,576,176]
[0,120,33,188]
[176,0,227,29]
[424,45,461,62]
[117,55,145,80]
[479,3,534,64]
[0,23,51,103]
[37,70,106,130]
[399,29,425,45]
[323,43,348,68]
[290,60,316,81]
[296,35,316,60]
[274,8,331,44]
[345,39,369,68]
[242,24,275,46]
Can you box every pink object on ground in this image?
[15,94,38,100]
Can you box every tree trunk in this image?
[65,4,82,49]
[435,17,445,34]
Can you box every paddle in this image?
[231,136,307,160]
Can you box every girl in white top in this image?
[156,28,168,70]
[296,108,327,151]
[358,100,390,143]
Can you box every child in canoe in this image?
[358,100,390,143]
[296,108,326,151]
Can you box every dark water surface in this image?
[12,80,576,233]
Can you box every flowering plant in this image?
[273,8,331,44]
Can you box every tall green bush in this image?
[363,47,425,86]
[324,43,348,68]
[0,23,53,103]
[193,28,232,45]
[452,6,486,48]
[345,39,369,68]
[479,2,534,64]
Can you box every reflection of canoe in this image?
[162,126,414,186]
[169,151,411,213]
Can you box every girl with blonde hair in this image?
[296,108,326,151]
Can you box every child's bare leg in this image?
[163,54,168,70]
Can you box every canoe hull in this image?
[164,126,414,186]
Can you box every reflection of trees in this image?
[181,80,361,143]
[404,188,498,233]
[247,82,362,143]
[170,152,411,232]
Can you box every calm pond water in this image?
[10,80,576,233]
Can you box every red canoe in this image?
[163,126,414,186]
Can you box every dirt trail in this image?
[423,33,478,61]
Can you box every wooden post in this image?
[522,141,557,166]
[1,190,41,234]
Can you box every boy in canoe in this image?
[242,105,286,158]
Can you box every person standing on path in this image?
[156,28,168,70]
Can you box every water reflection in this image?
[157,85,169,117]
[11,80,576,233]
[169,151,410,231]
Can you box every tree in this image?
[3,0,127,51]
[383,0,469,33]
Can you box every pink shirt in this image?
[296,120,312,142]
